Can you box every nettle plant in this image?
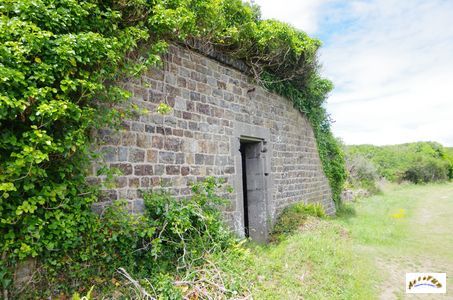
[0,0,345,293]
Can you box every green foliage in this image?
[403,157,450,183]
[335,203,357,219]
[142,177,234,272]
[17,177,240,298]
[272,202,326,238]
[262,73,346,205]
[71,286,94,300]
[156,102,173,115]
[33,201,150,296]
[344,151,380,193]
[445,147,453,179]
[0,0,163,267]
[1,0,345,295]
[347,142,452,184]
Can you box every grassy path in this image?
[339,183,453,299]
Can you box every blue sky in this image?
[254,0,453,146]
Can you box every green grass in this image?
[73,183,453,298]
[338,183,453,255]
[337,184,412,246]
[336,183,453,298]
[246,222,376,299]
[230,183,453,299]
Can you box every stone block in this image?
[145,124,155,133]
[190,91,201,101]
[131,122,145,132]
[134,164,153,176]
[129,177,140,188]
[181,166,190,176]
[196,103,210,115]
[175,153,185,164]
[121,131,136,146]
[154,164,165,175]
[166,165,180,175]
[173,129,184,137]
[97,129,121,145]
[195,153,204,165]
[152,136,164,149]
[115,176,128,188]
[101,146,117,162]
[99,189,118,202]
[159,151,175,164]
[146,149,158,163]
[129,148,145,162]
[137,134,153,148]
[164,137,182,152]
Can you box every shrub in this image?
[272,202,326,239]
[403,158,450,183]
[30,201,151,297]
[445,147,453,179]
[345,152,380,193]
[18,177,240,298]
[141,177,234,272]
[346,142,452,183]
[0,0,163,274]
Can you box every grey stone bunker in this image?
[91,44,334,243]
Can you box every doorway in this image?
[239,138,268,242]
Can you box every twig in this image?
[117,268,156,300]
[2,252,7,300]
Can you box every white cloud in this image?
[253,0,329,34]
[255,0,453,146]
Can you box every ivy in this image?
[0,0,162,279]
[262,73,346,205]
[0,0,346,295]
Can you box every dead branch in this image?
[117,268,156,300]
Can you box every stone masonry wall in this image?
[90,44,333,236]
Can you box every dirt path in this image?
[373,184,453,299]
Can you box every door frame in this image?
[232,122,273,242]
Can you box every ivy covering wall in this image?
[0,0,346,293]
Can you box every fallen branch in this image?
[117,268,156,300]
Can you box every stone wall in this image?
[90,44,333,238]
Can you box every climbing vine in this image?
[261,73,346,204]
[0,0,346,295]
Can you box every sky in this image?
[253,0,453,146]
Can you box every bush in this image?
[28,201,151,297]
[403,158,450,183]
[17,177,242,298]
[346,142,452,183]
[272,202,326,239]
[345,152,380,193]
[142,177,234,272]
